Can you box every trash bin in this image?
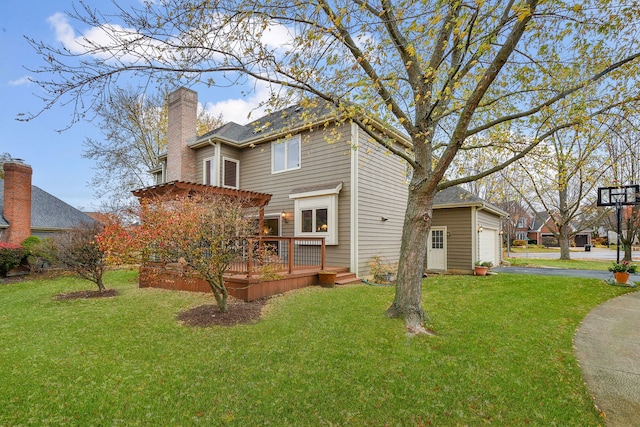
[585,244,591,252]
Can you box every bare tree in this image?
[54,221,108,292]
[24,0,640,333]
[82,87,223,210]
[511,127,611,259]
[604,116,640,261]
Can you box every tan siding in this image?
[477,209,501,230]
[432,207,472,271]
[356,129,408,276]
[239,123,353,269]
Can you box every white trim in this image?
[289,182,343,199]
[222,157,240,189]
[293,196,338,245]
[271,135,302,174]
[350,122,359,275]
[202,144,219,186]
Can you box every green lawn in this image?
[0,269,632,426]
[504,257,613,271]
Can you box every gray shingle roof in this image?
[530,211,550,231]
[196,101,336,146]
[434,186,507,217]
[0,179,96,231]
[434,186,485,206]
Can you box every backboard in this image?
[597,185,640,207]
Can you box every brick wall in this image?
[2,161,32,244]
[166,87,198,182]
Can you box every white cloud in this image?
[47,12,158,63]
[9,76,31,86]
[203,82,271,125]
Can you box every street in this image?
[504,247,640,262]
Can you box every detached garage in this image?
[424,187,507,275]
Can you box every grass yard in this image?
[504,257,613,271]
[0,269,633,426]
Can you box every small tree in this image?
[54,222,108,292]
[0,242,25,277]
[98,193,257,312]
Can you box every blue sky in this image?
[0,0,268,211]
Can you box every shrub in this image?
[512,239,527,247]
[0,242,26,277]
[54,222,107,292]
[22,236,57,272]
[22,236,58,272]
[368,255,398,283]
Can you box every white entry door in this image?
[427,227,447,271]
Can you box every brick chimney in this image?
[166,87,198,182]
[2,160,32,244]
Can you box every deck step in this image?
[335,272,362,285]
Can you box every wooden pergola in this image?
[132,180,272,234]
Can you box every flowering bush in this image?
[0,242,26,277]
[608,261,637,274]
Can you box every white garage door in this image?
[478,229,498,266]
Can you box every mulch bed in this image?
[53,289,119,300]
[177,298,268,327]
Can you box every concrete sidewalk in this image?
[574,291,640,426]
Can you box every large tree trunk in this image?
[386,186,435,335]
[558,225,571,260]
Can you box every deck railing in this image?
[227,236,326,276]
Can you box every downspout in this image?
[350,122,359,275]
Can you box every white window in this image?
[272,135,301,173]
[222,157,239,189]
[203,157,216,186]
[289,182,342,245]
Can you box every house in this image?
[0,160,96,244]
[143,87,505,283]
[496,200,533,243]
[528,211,592,248]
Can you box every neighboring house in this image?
[0,160,96,244]
[528,211,592,248]
[146,87,505,277]
[496,200,533,243]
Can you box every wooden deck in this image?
[139,265,360,302]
